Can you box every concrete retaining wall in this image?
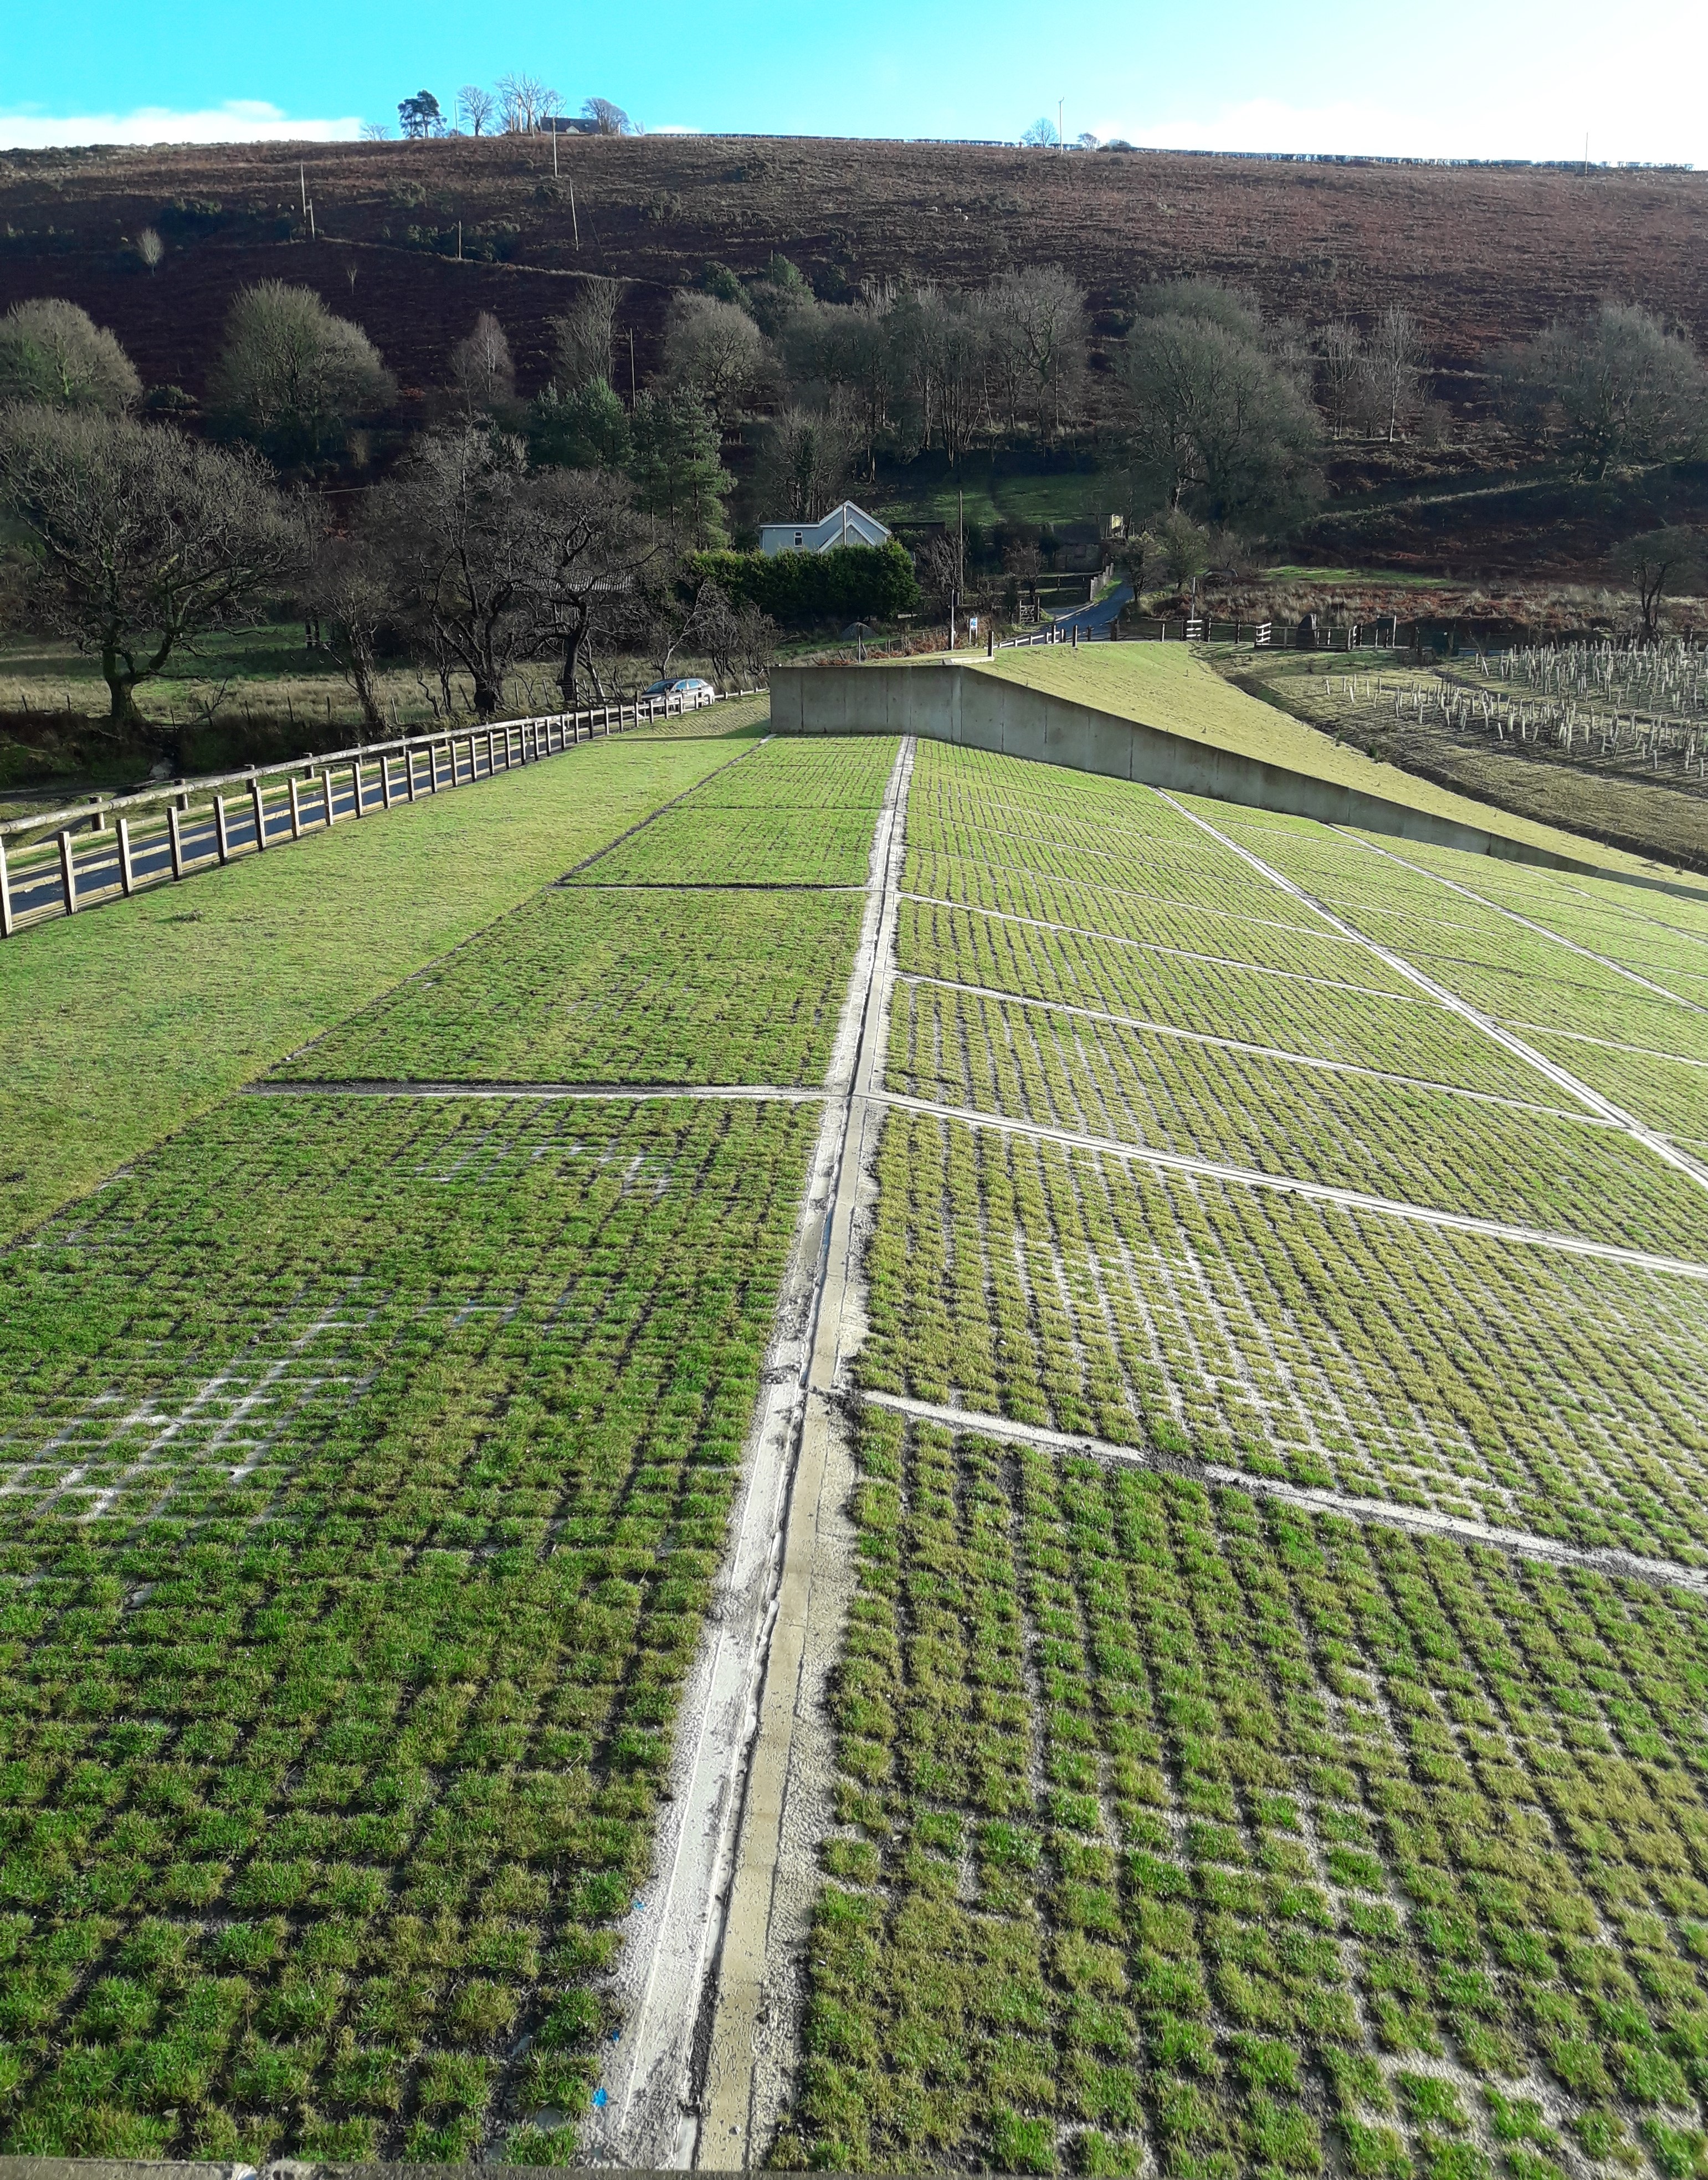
[769,661,1657,885]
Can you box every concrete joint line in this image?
[580,737,912,2174]
[895,973,1606,1127]
[243,1080,827,1104]
[1508,1020,1708,1075]
[687,739,915,2171]
[898,891,1445,1010]
[860,1390,1708,1599]
[1330,825,1708,1022]
[860,1088,1708,1283]
[1151,788,1708,1202]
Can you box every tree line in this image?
[1,270,1705,746]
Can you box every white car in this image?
[642,676,715,700]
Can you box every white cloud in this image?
[1092,92,1701,168]
[0,100,363,150]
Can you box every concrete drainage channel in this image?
[577,737,915,2172]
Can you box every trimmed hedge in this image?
[683,540,921,627]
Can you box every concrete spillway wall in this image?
[769,660,1620,880]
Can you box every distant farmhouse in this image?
[759,501,893,556]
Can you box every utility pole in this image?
[570,181,579,249]
[308,196,316,242]
[300,163,307,219]
[1058,97,1064,150]
[553,126,559,178]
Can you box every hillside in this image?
[2,133,1705,411]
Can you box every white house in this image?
[758,501,893,556]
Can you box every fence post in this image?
[252,775,268,848]
[380,755,393,809]
[428,743,440,793]
[117,817,136,893]
[406,750,418,802]
[214,797,231,862]
[58,828,78,915]
[351,760,365,817]
[168,804,186,878]
[289,777,304,838]
[321,770,336,827]
[0,836,11,938]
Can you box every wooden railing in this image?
[0,685,762,938]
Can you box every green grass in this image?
[857,1108,1708,1556]
[884,984,1704,1253]
[794,1409,1708,2174]
[0,1089,819,2162]
[0,736,745,1245]
[901,852,1419,988]
[274,888,865,1088]
[1261,565,1455,589]
[572,807,880,888]
[867,456,1109,531]
[566,734,895,886]
[971,646,1691,885]
[895,901,1538,1097]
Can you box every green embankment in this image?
[971,645,1695,888]
[0,732,756,1244]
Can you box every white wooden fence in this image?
[0,685,762,938]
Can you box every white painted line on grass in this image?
[861,1089,1708,1282]
[860,1390,1708,1599]
[896,973,1606,1126]
[898,892,1442,1008]
[1336,827,1708,1019]
[245,1080,827,1104]
[1151,789,1708,1202]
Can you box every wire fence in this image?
[0,685,763,940]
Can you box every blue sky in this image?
[3,0,1702,164]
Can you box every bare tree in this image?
[457,84,497,136]
[1609,527,1707,643]
[1362,305,1424,442]
[1318,320,1365,438]
[983,265,1088,439]
[0,298,141,412]
[784,291,905,477]
[449,311,517,420]
[0,408,301,738]
[1499,302,1708,479]
[1119,300,1321,528]
[1020,117,1060,147]
[582,98,634,136]
[376,427,538,720]
[662,292,766,423]
[307,530,391,732]
[550,277,625,389]
[497,72,555,133]
[753,399,861,523]
[208,281,395,469]
[525,466,657,702]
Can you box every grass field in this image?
[9,680,1708,2176]
[0,728,761,1247]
